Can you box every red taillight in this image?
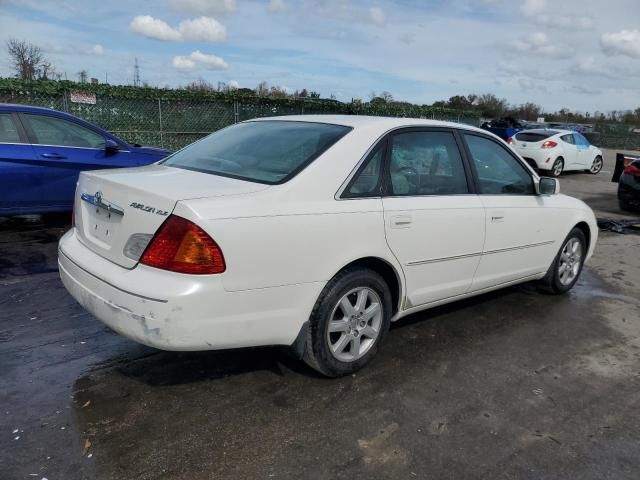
[623,163,640,177]
[507,137,514,145]
[140,215,226,274]
[541,141,558,149]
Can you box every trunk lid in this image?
[74,165,268,268]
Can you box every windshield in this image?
[162,120,352,184]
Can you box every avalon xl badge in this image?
[80,191,125,216]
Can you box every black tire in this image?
[549,157,564,177]
[619,198,633,212]
[588,155,603,175]
[540,228,587,294]
[303,267,392,377]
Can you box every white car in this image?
[508,129,603,177]
[59,116,598,377]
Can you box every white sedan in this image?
[59,116,598,377]
[508,129,603,177]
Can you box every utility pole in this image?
[133,57,141,87]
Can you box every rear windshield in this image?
[515,131,558,142]
[162,120,352,184]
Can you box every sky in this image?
[0,0,639,112]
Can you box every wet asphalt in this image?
[1,151,639,480]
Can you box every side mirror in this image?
[537,177,559,195]
[104,139,120,154]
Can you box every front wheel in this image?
[588,155,603,174]
[303,268,392,377]
[550,158,564,177]
[541,228,586,294]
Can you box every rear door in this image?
[461,133,559,290]
[19,112,136,210]
[0,111,39,214]
[382,128,485,308]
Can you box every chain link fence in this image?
[5,84,637,151]
[0,86,484,151]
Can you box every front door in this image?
[573,133,592,168]
[461,133,559,290]
[0,112,39,214]
[382,129,485,308]
[19,113,133,210]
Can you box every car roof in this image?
[0,103,66,114]
[518,128,575,136]
[0,103,130,146]
[248,114,488,134]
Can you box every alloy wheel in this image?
[590,157,603,174]
[326,287,383,362]
[558,237,583,286]
[552,159,563,177]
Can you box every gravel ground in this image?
[1,149,639,480]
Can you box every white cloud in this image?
[172,50,228,70]
[601,29,640,58]
[91,44,104,55]
[521,0,545,17]
[178,16,226,42]
[172,56,196,70]
[169,0,236,16]
[520,0,592,30]
[268,0,287,14]
[130,15,225,42]
[228,80,239,89]
[129,15,182,41]
[513,32,573,58]
[369,7,385,27]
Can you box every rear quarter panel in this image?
[175,196,403,293]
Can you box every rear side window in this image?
[163,121,351,184]
[22,114,106,148]
[464,134,534,195]
[388,131,468,196]
[0,113,22,143]
[343,144,384,198]
[515,131,558,142]
[561,134,575,145]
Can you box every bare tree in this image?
[255,81,269,96]
[185,78,216,92]
[6,38,43,80]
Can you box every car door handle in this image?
[490,211,505,223]
[41,152,67,159]
[391,215,412,228]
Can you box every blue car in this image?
[0,104,172,216]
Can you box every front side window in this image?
[464,134,534,195]
[573,133,590,147]
[163,120,351,184]
[388,131,468,196]
[22,114,106,148]
[0,113,21,143]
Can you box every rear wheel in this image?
[588,155,603,174]
[303,268,391,377]
[541,228,586,294]
[619,197,633,212]
[550,158,564,177]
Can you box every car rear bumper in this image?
[516,150,557,170]
[58,229,323,351]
